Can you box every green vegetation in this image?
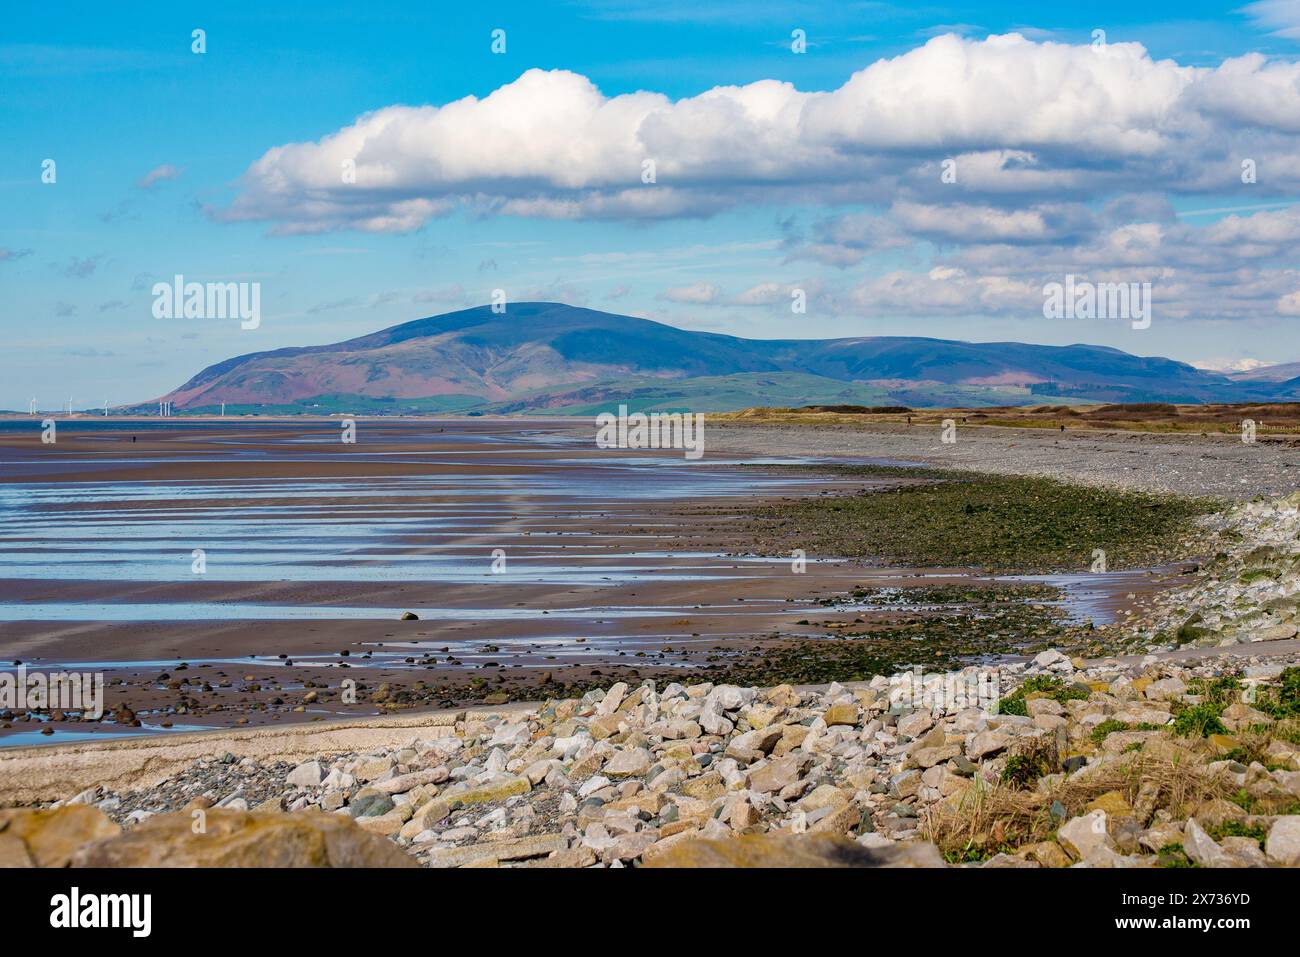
[1090,719,1131,744]
[1167,675,1243,737]
[1001,751,1053,789]
[1206,820,1268,848]
[1186,675,1243,710]
[1157,843,1194,868]
[692,590,1074,687]
[996,675,1090,717]
[1255,666,1300,719]
[1174,612,1208,645]
[745,465,1214,572]
[835,582,1060,607]
[1172,704,1227,738]
[1226,789,1300,816]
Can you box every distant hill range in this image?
[1225,360,1300,383]
[140,302,1300,414]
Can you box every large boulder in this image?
[0,806,121,867]
[70,809,418,868]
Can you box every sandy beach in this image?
[0,417,1193,744]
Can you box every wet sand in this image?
[0,417,1168,744]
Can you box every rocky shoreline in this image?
[5,648,1299,867]
[705,421,1300,501]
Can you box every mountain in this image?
[147,302,1297,414]
[1227,360,1300,383]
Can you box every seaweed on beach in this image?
[739,465,1214,573]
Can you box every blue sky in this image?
[3,0,1300,410]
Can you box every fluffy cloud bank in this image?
[214,31,1300,324]
[215,33,1300,234]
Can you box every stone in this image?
[1021,841,1071,868]
[1031,650,1072,673]
[399,798,452,839]
[1139,821,1184,853]
[896,711,934,739]
[682,772,725,801]
[0,834,34,867]
[1143,677,1187,701]
[521,846,598,868]
[967,729,1011,760]
[983,853,1037,868]
[1101,730,1160,754]
[1222,836,1268,867]
[1258,623,1298,641]
[743,704,782,730]
[699,709,734,737]
[1076,845,1147,868]
[1032,713,1068,732]
[823,703,859,727]
[766,685,800,709]
[355,811,407,836]
[72,810,418,867]
[589,714,623,740]
[730,801,759,830]
[353,757,393,783]
[1085,791,1134,819]
[911,745,961,769]
[524,760,555,786]
[1026,698,1064,717]
[643,832,946,867]
[726,727,783,759]
[1057,811,1114,860]
[606,831,658,862]
[603,748,652,778]
[372,767,448,794]
[453,777,532,805]
[747,755,804,794]
[1221,702,1274,732]
[286,760,324,788]
[799,784,850,813]
[1192,798,1246,829]
[1265,816,1300,866]
[596,682,629,715]
[425,834,568,868]
[1183,817,1231,868]
[0,807,120,867]
[349,791,395,819]
[806,801,863,836]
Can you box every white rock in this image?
[1057,811,1114,860]
[484,747,508,773]
[1183,817,1231,867]
[706,685,752,712]
[700,707,734,736]
[581,823,617,851]
[286,760,324,788]
[1266,816,1300,866]
[596,682,629,716]
[1032,650,1073,673]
